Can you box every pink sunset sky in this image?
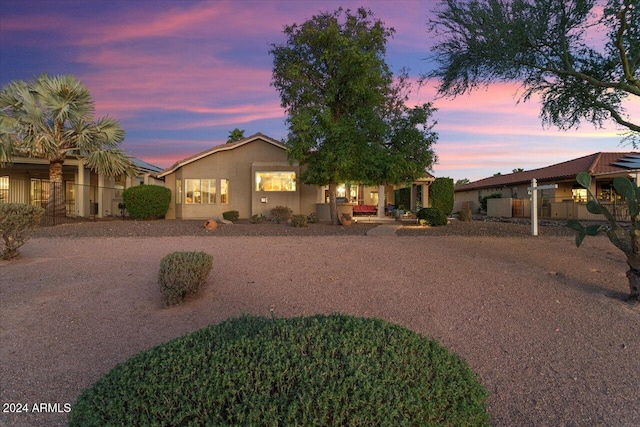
[1,0,637,182]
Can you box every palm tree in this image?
[227,128,245,143]
[0,74,138,216]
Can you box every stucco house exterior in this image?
[0,155,163,219]
[157,133,435,221]
[454,152,640,220]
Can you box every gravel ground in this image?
[29,216,577,239]
[1,218,639,426]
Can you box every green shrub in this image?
[250,213,266,224]
[458,208,472,221]
[290,214,308,227]
[222,210,239,222]
[69,314,490,426]
[271,205,292,222]
[307,212,319,223]
[430,177,455,216]
[122,185,171,220]
[479,193,502,212]
[417,207,448,226]
[158,251,213,306]
[0,203,44,260]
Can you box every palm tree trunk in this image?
[48,160,66,218]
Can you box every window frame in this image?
[184,178,217,204]
[255,171,296,192]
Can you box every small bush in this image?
[458,208,472,221]
[158,251,213,306]
[290,214,308,227]
[307,212,319,223]
[222,210,239,222]
[417,207,448,226]
[0,203,44,260]
[122,185,171,220]
[250,213,266,224]
[69,314,490,426]
[271,205,292,222]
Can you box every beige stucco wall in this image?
[181,140,286,219]
[163,139,315,220]
[487,197,512,217]
[251,162,302,217]
[299,184,321,216]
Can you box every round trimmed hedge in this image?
[417,207,449,226]
[69,314,489,426]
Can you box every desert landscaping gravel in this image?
[1,218,638,426]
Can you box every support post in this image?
[531,178,538,236]
[378,185,385,219]
[528,179,558,236]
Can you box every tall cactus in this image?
[567,172,640,302]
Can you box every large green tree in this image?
[0,74,137,216]
[426,0,639,144]
[271,7,437,224]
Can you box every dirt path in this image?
[1,233,638,426]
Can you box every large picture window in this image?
[185,179,216,204]
[255,171,296,191]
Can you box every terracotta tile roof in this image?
[455,152,639,192]
[158,133,285,177]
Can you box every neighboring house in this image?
[0,155,164,219]
[158,132,435,221]
[454,152,640,220]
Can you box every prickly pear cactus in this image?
[567,172,640,301]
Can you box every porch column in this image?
[97,174,105,218]
[423,183,429,209]
[76,163,86,217]
[377,185,385,218]
[410,184,417,212]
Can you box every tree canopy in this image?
[270,7,437,223]
[227,128,245,143]
[426,0,639,145]
[0,74,137,216]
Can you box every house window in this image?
[176,179,182,204]
[350,186,358,203]
[185,179,216,204]
[572,188,587,202]
[370,191,379,206]
[202,179,216,203]
[221,179,228,203]
[65,182,75,216]
[0,176,8,202]
[30,178,48,207]
[255,171,296,191]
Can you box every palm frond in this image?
[1,74,129,173]
[84,148,140,177]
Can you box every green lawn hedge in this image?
[122,184,171,219]
[69,314,489,426]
